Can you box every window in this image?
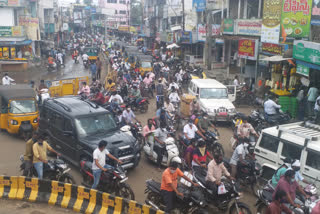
[53,113,64,130]
[259,134,279,153]
[119,0,126,4]
[40,107,47,118]
[107,0,117,3]
[281,141,302,161]
[170,17,176,25]
[306,150,320,170]
[64,118,73,132]
[119,10,127,14]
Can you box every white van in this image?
[255,121,320,187]
[188,79,236,121]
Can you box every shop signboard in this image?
[222,19,233,34]
[281,0,313,38]
[261,0,282,44]
[167,32,173,43]
[235,19,262,36]
[0,0,20,6]
[197,24,220,42]
[11,26,22,36]
[297,63,310,76]
[192,0,206,12]
[311,0,320,25]
[238,39,258,60]
[73,11,82,24]
[0,27,12,37]
[19,17,40,41]
[262,43,283,55]
[293,40,320,66]
[180,31,192,44]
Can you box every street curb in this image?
[0,175,163,214]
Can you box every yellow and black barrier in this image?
[0,176,163,214]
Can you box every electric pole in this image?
[205,9,212,70]
[182,0,185,31]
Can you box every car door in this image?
[255,133,281,177]
[302,149,320,187]
[226,85,236,102]
[279,140,303,166]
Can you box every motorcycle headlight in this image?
[10,120,18,125]
[58,164,67,170]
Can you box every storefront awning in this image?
[259,55,292,62]
[0,39,32,46]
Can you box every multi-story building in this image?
[98,0,130,29]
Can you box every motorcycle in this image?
[47,62,56,72]
[145,178,208,213]
[125,97,149,113]
[223,159,262,197]
[193,167,252,213]
[80,160,135,200]
[120,122,144,150]
[74,55,80,64]
[83,59,89,69]
[143,136,181,167]
[19,155,75,184]
[256,181,319,214]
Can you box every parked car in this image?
[255,121,320,188]
[38,97,141,170]
[188,79,236,122]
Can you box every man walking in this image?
[96,57,102,80]
[90,61,97,81]
[92,140,123,189]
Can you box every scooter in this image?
[143,136,181,167]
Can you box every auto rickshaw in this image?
[49,76,89,97]
[140,61,153,77]
[0,85,39,140]
[84,46,99,61]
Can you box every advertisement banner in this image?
[0,0,20,6]
[0,26,12,37]
[192,0,206,12]
[11,26,22,36]
[235,19,262,36]
[238,39,258,60]
[281,0,313,38]
[297,63,310,76]
[261,0,282,44]
[293,40,320,66]
[73,11,82,24]
[222,19,234,34]
[180,31,192,44]
[197,24,220,41]
[262,43,283,55]
[19,17,40,41]
[311,0,320,25]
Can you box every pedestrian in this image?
[233,75,239,86]
[2,73,15,85]
[90,61,97,80]
[307,83,319,117]
[23,132,38,176]
[32,135,60,179]
[314,95,320,124]
[91,140,123,189]
[96,57,102,80]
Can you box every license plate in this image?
[219,112,228,116]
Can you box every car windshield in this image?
[75,114,117,138]
[200,88,228,99]
[141,62,151,68]
[9,99,36,114]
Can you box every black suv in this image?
[38,97,140,169]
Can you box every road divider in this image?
[0,176,163,214]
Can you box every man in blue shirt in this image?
[90,61,97,80]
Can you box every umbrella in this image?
[166,43,180,49]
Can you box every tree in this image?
[130,0,142,25]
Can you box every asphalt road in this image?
[0,54,259,213]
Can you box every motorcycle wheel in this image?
[256,203,268,214]
[59,173,76,184]
[251,178,264,198]
[140,102,148,113]
[146,192,164,210]
[117,183,135,200]
[229,203,252,214]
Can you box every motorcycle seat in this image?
[262,189,273,202]
[146,180,161,192]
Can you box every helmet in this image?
[170,156,182,165]
[165,137,175,145]
[197,138,206,147]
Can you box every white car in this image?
[188,79,236,122]
[255,121,320,188]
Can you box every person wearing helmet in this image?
[154,122,169,170]
[183,119,206,145]
[271,158,292,187]
[237,116,259,144]
[160,160,198,213]
[192,139,213,174]
[206,152,234,194]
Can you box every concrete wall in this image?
[0,8,14,26]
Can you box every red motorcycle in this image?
[80,160,135,200]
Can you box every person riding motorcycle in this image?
[129,85,142,107]
[23,132,39,176]
[168,87,180,106]
[183,119,206,145]
[160,160,198,213]
[197,112,217,134]
[91,88,105,105]
[271,157,292,187]
[183,139,197,169]
[192,139,213,174]
[267,190,293,214]
[229,139,247,177]
[82,53,89,64]
[264,97,281,122]
[206,152,234,195]
[236,116,259,145]
[154,122,169,170]
[164,98,175,118]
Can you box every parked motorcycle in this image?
[19,155,75,184]
[143,137,181,167]
[80,160,135,200]
[145,178,208,213]
[193,167,252,213]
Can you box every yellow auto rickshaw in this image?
[140,61,153,77]
[49,76,89,97]
[0,85,39,140]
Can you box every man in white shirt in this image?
[233,75,239,86]
[2,73,15,85]
[168,80,179,92]
[92,140,122,189]
[264,98,281,116]
[314,96,320,123]
[183,119,206,145]
[229,141,247,177]
[109,91,124,104]
[169,88,180,104]
[82,53,89,61]
[122,106,140,124]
